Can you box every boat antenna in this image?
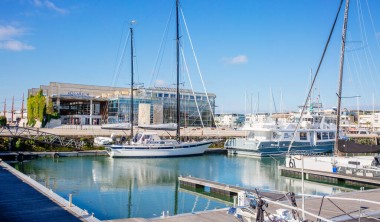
[335,0,350,156]
[176,0,181,142]
[130,20,136,143]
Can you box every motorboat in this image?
[225,114,336,157]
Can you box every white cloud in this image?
[154,80,168,87]
[0,25,35,51]
[0,40,34,51]
[223,55,248,65]
[0,26,25,40]
[33,0,68,14]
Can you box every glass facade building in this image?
[108,87,216,127]
[28,83,216,127]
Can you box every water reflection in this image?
[14,155,352,220]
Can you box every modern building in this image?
[28,82,216,127]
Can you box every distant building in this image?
[28,82,216,127]
[214,113,244,128]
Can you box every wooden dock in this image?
[0,160,101,222]
[279,166,380,188]
[179,176,291,201]
[110,176,380,222]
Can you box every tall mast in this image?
[21,93,24,119]
[130,21,135,142]
[334,0,350,156]
[176,0,180,142]
[11,96,14,123]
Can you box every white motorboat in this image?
[225,113,336,157]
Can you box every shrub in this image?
[0,116,6,126]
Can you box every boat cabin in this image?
[247,128,335,144]
[132,132,162,144]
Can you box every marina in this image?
[1,0,380,221]
[7,154,356,220]
[3,154,380,221]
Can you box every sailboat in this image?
[106,0,213,158]
[286,0,380,172]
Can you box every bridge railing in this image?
[0,126,84,150]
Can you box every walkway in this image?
[0,161,100,222]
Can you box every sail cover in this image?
[101,123,131,130]
[138,123,177,131]
[338,139,380,153]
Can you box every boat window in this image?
[317,132,321,140]
[164,93,169,98]
[348,161,360,165]
[300,132,307,140]
[190,95,194,100]
[196,96,202,101]
[134,133,143,142]
[151,134,161,141]
[329,132,335,139]
[247,131,255,138]
[284,133,289,139]
[157,93,163,97]
[273,132,282,139]
[142,135,151,142]
[322,132,329,140]
[170,94,176,98]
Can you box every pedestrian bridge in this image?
[0,126,84,150]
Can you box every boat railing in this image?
[224,137,236,148]
[286,150,331,157]
[337,165,380,178]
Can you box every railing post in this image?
[69,194,73,207]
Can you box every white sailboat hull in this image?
[106,141,212,158]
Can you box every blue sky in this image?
[0,0,379,113]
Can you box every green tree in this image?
[0,116,6,126]
[27,89,47,126]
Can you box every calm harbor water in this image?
[13,154,352,220]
